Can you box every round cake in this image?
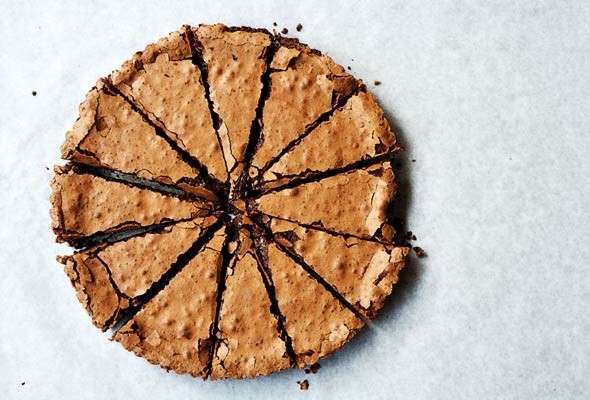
[50,24,410,379]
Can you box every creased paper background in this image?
[0,1,588,399]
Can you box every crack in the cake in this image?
[93,254,133,328]
[255,86,363,178]
[61,254,122,330]
[247,225,297,367]
[230,35,279,199]
[254,150,401,196]
[103,79,228,199]
[270,238,369,324]
[204,225,239,379]
[109,219,225,333]
[252,212,391,246]
[182,26,231,178]
[71,218,195,250]
[70,162,218,204]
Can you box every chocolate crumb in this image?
[281,27,288,34]
[374,80,382,86]
[411,159,416,162]
[21,382,25,386]
[45,166,49,171]
[413,246,427,258]
[309,362,321,373]
[347,66,351,70]
[297,379,309,390]
[273,22,277,27]
[296,23,303,32]
[304,368,310,374]
[32,91,37,96]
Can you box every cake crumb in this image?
[411,159,416,162]
[347,66,351,70]
[32,91,37,96]
[297,379,309,390]
[413,246,427,258]
[21,382,25,386]
[281,27,288,34]
[273,22,277,27]
[374,80,382,86]
[296,23,303,32]
[405,231,417,241]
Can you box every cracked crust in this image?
[110,29,228,182]
[271,218,409,318]
[62,80,198,184]
[266,242,364,367]
[250,38,359,171]
[263,91,399,182]
[58,253,129,330]
[50,168,209,245]
[195,24,272,169]
[211,230,291,379]
[114,229,225,377]
[58,219,213,330]
[256,162,396,239]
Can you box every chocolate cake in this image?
[50,23,410,379]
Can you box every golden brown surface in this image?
[196,24,271,169]
[52,24,409,380]
[62,80,198,184]
[50,168,208,245]
[266,243,364,367]
[264,91,398,182]
[111,30,228,182]
[256,162,396,238]
[211,231,291,378]
[271,218,409,318]
[250,40,358,171]
[114,229,225,377]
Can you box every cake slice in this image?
[265,242,364,367]
[262,91,399,187]
[195,24,272,171]
[61,80,199,185]
[211,230,291,378]
[256,162,395,239]
[110,29,228,182]
[58,218,216,330]
[50,168,209,245]
[113,228,224,376]
[269,218,409,318]
[250,38,359,172]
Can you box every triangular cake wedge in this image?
[250,38,360,172]
[50,168,209,245]
[265,242,365,367]
[110,29,228,182]
[255,162,395,239]
[61,79,199,185]
[270,218,409,318]
[195,24,272,170]
[114,228,225,377]
[211,230,291,378]
[262,91,399,186]
[58,218,216,330]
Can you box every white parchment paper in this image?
[1,1,589,399]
